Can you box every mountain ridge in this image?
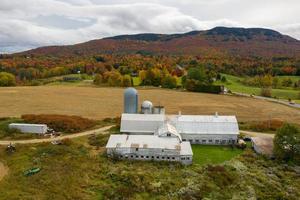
[17,27,300,58]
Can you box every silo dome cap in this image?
[142,100,153,108]
[124,87,138,96]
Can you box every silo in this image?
[153,106,165,114]
[124,87,138,113]
[141,101,153,114]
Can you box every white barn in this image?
[120,113,239,145]
[106,134,193,165]
[170,115,239,145]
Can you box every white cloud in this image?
[0,0,299,53]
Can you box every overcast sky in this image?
[0,0,299,53]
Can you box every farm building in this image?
[106,134,193,165]
[251,136,274,157]
[120,113,239,145]
[9,123,48,134]
[106,87,240,165]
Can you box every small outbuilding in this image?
[9,123,48,134]
[251,136,274,157]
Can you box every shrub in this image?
[260,87,272,97]
[21,114,96,133]
[0,72,16,86]
[122,75,132,87]
[249,119,284,132]
[161,75,177,89]
[93,74,103,85]
[274,123,300,163]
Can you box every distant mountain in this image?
[18,27,300,58]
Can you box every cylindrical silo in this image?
[153,106,165,114]
[124,87,138,113]
[141,100,153,114]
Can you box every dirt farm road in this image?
[240,130,275,138]
[0,125,113,146]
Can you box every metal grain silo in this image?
[124,87,138,113]
[141,100,153,114]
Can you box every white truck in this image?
[9,123,49,134]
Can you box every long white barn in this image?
[120,113,239,145]
[106,130,193,165]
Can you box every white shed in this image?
[9,123,48,134]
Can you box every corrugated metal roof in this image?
[169,115,239,135]
[106,134,193,155]
[156,123,182,141]
[121,113,165,121]
[9,123,47,127]
[121,113,165,133]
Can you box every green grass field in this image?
[192,145,243,165]
[216,74,300,101]
[1,137,300,199]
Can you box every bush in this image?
[274,123,300,163]
[0,72,16,86]
[249,119,284,132]
[122,75,132,87]
[161,75,177,89]
[93,74,103,85]
[260,87,272,97]
[185,79,223,94]
[21,114,96,133]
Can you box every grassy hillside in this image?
[0,135,299,199]
[216,74,300,102]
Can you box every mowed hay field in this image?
[0,85,299,124]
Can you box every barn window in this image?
[183,139,186,141]
[195,139,199,143]
[209,140,213,143]
[135,148,138,151]
[162,157,165,159]
[167,133,171,137]
[151,156,154,159]
[156,156,159,159]
[189,139,193,143]
[146,156,149,159]
[181,157,185,160]
[141,155,144,158]
[215,140,219,144]
[131,155,133,158]
[172,157,175,160]
[186,157,190,160]
[167,157,170,159]
[202,140,206,143]
[136,155,138,158]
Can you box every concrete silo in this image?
[124,87,138,114]
[141,100,153,114]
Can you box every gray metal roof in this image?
[106,134,193,156]
[169,115,239,135]
[120,113,165,133]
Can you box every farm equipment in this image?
[6,143,16,154]
[24,167,41,177]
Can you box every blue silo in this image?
[124,87,138,113]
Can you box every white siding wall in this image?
[107,147,192,165]
[181,134,238,145]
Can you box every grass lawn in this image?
[216,74,300,101]
[192,145,243,165]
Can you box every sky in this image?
[0,0,299,53]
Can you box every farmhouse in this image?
[106,87,240,165]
